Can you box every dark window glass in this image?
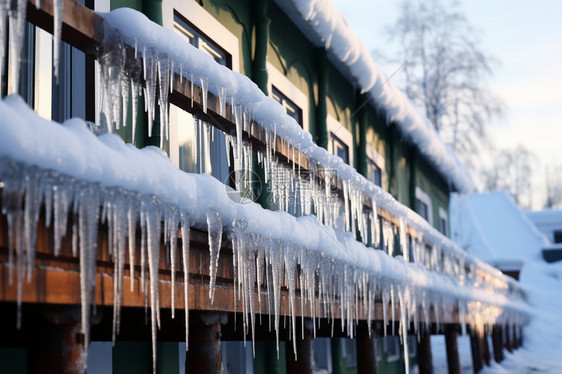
[271,86,303,127]
[416,198,429,221]
[330,132,350,164]
[554,230,562,244]
[439,216,448,236]
[174,13,230,68]
[367,158,382,187]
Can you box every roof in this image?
[274,0,474,193]
[450,191,549,267]
[526,209,562,227]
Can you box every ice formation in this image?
[0,93,528,373]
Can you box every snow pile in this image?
[0,94,526,373]
[274,0,473,193]
[451,192,549,265]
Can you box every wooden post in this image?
[418,333,434,374]
[492,325,503,363]
[286,319,312,374]
[504,324,513,353]
[470,332,484,373]
[482,333,491,366]
[356,323,379,374]
[445,325,461,374]
[186,312,226,374]
[28,307,84,374]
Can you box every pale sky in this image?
[331,0,562,209]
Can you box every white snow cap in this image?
[275,0,474,193]
[451,191,549,266]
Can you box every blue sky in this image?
[331,0,562,208]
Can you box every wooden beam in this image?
[186,312,225,374]
[356,322,379,374]
[418,333,434,374]
[492,325,503,363]
[470,332,484,373]
[27,0,103,53]
[286,319,312,374]
[445,325,461,374]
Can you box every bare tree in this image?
[480,145,536,209]
[545,164,562,209]
[384,0,503,169]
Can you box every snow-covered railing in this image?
[0,1,528,373]
[0,93,528,373]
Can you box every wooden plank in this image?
[418,333,434,374]
[27,0,103,52]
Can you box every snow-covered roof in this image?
[274,0,473,193]
[451,191,549,267]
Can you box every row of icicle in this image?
[0,158,526,374]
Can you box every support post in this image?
[417,333,434,374]
[315,48,328,149]
[286,320,312,374]
[186,312,226,374]
[470,332,484,373]
[492,325,504,363]
[356,323,379,374]
[445,325,461,374]
[28,307,84,374]
[482,333,491,366]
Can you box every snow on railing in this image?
[0,94,528,374]
[98,8,521,293]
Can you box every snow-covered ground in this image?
[431,258,562,373]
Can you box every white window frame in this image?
[366,144,385,188]
[327,114,354,167]
[267,61,310,133]
[415,186,433,225]
[162,0,239,171]
[438,206,448,236]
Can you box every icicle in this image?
[52,0,64,81]
[143,197,161,374]
[158,53,171,146]
[181,216,190,350]
[206,210,222,304]
[7,0,27,94]
[200,76,208,114]
[143,47,158,137]
[127,201,137,292]
[0,0,8,96]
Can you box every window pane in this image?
[367,158,382,187]
[330,132,349,164]
[416,199,429,221]
[271,86,303,127]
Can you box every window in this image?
[415,187,433,225]
[327,115,354,166]
[438,207,448,236]
[407,335,417,357]
[174,13,229,67]
[266,62,310,133]
[164,1,238,184]
[271,86,303,127]
[342,338,357,368]
[554,230,562,244]
[366,145,385,188]
[383,336,401,362]
[3,23,89,122]
[311,338,332,373]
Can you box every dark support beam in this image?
[356,323,379,374]
[470,332,484,373]
[418,333,434,374]
[186,312,226,374]
[445,325,461,374]
[504,325,513,353]
[482,333,491,366]
[28,307,83,374]
[492,326,504,363]
[286,320,312,374]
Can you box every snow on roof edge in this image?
[275,0,474,193]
